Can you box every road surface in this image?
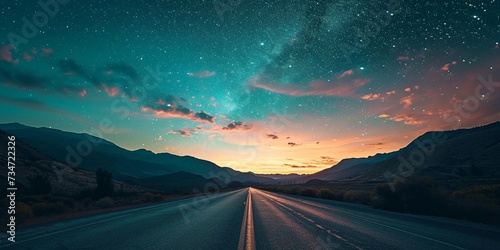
[2,187,500,249]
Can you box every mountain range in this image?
[1,121,499,192]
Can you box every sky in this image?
[0,0,499,174]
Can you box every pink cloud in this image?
[23,52,34,62]
[78,89,87,97]
[187,70,216,78]
[386,90,396,95]
[397,56,410,61]
[141,106,215,123]
[41,47,54,56]
[248,72,369,97]
[0,44,13,63]
[102,84,120,97]
[378,114,390,118]
[338,69,354,78]
[404,87,411,92]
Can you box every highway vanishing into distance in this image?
[2,188,500,249]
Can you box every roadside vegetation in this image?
[259,177,500,225]
[4,169,223,227]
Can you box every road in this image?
[2,187,500,249]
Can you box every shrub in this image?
[32,202,65,216]
[94,197,115,209]
[144,192,163,202]
[16,202,33,223]
[299,188,318,197]
[372,177,446,215]
[343,190,372,205]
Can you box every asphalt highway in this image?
[2,187,500,249]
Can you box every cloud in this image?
[104,63,140,81]
[0,64,48,90]
[404,87,411,92]
[378,114,390,118]
[248,73,369,97]
[194,111,215,123]
[338,69,353,78]
[366,142,384,146]
[386,90,396,95]
[266,134,279,139]
[400,95,413,109]
[57,59,101,87]
[397,56,410,61]
[288,142,301,147]
[23,52,33,62]
[187,70,216,78]
[283,163,318,168]
[0,44,13,63]
[169,128,194,137]
[141,104,215,123]
[222,121,252,130]
[440,61,457,71]
[361,93,381,101]
[385,114,425,125]
[319,156,337,164]
[0,95,84,121]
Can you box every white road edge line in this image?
[238,188,256,250]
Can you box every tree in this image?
[27,174,52,195]
[94,168,114,199]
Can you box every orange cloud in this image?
[400,95,413,109]
[361,93,381,100]
[440,61,457,71]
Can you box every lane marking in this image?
[5,189,247,247]
[260,189,467,250]
[238,188,256,250]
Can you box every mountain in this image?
[299,121,500,182]
[0,129,147,195]
[0,123,272,184]
[355,121,500,180]
[296,152,398,182]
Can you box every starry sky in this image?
[0,0,499,174]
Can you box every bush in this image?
[343,190,372,205]
[32,202,65,216]
[94,197,115,209]
[144,192,163,202]
[372,177,446,215]
[16,202,33,223]
[299,188,318,197]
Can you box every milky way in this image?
[0,0,499,173]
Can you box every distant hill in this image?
[294,121,500,182]
[356,121,500,180]
[0,129,147,196]
[0,123,272,184]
